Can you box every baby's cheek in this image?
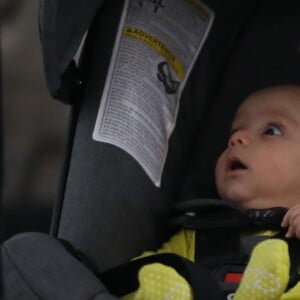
[269,164,282,175]
[215,152,226,177]
[214,160,224,194]
[264,155,283,175]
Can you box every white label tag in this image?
[93,0,214,187]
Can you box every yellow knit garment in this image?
[134,263,192,300]
[234,239,290,300]
[122,231,300,300]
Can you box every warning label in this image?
[93,0,214,186]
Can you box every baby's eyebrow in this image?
[262,110,299,127]
[229,127,239,134]
[230,116,246,131]
[231,111,247,126]
[228,124,245,137]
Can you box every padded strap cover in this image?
[1,232,119,300]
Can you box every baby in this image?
[125,85,300,300]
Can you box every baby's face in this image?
[215,86,300,209]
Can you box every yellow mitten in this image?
[234,239,290,300]
[134,263,193,300]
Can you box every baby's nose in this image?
[229,130,250,147]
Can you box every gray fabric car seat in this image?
[1,232,118,299]
[53,0,300,273]
[1,0,300,299]
[50,0,259,273]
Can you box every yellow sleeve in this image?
[137,229,195,261]
[123,230,195,300]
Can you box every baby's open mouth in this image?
[228,157,248,171]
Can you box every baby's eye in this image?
[263,125,283,136]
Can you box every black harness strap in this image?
[195,228,241,262]
[100,253,222,300]
[98,232,300,300]
[60,199,300,299]
[194,227,247,299]
[174,199,300,297]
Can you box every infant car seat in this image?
[2,0,300,299]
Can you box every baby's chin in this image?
[222,195,265,210]
[219,190,251,208]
